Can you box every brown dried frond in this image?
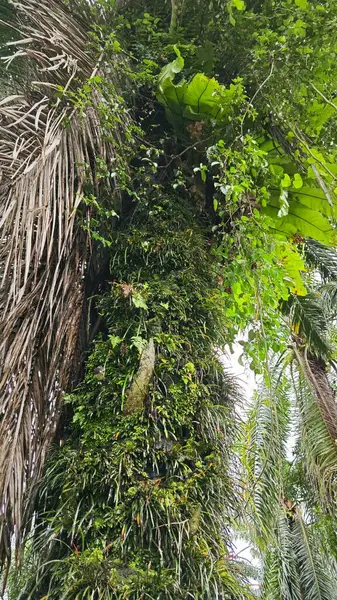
[0,0,128,579]
[119,282,134,297]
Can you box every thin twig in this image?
[240,59,274,137]
[309,81,337,113]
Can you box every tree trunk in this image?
[17,197,245,599]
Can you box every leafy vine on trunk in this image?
[13,197,252,599]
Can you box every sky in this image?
[224,341,261,594]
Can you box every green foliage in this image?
[261,508,337,600]
[304,239,337,282]
[157,46,245,128]
[291,365,337,509]
[239,367,337,599]
[239,372,291,544]
[16,198,253,599]
[4,0,337,598]
[283,293,332,357]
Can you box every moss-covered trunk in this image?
[15,197,250,599]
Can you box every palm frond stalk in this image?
[291,356,337,509]
[281,282,337,506]
[293,346,337,442]
[0,0,126,576]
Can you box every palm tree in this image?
[0,0,128,579]
[240,244,337,598]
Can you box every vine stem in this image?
[170,0,182,34]
[240,59,274,138]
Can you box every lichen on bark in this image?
[123,338,155,414]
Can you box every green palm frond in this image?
[291,511,337,600]
[262,507,337,600]
[240,351,337,598]
[239,371,291,543]
[262,510,302,600]
[304,239,337,282]
[291,357,337,508]
[320,281,337,317]
[0,0,128,574]
[283,293,331,358]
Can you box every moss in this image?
[124,338,155,414]
[14,197,252,599]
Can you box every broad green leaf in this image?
[269,164,284,177]
[109,335,122,348]
[157,61,243,127]
[232,281,242,295]
[306,101,335,133]
[132,292,148,310]
[281,173,291,188]
[158,79,187,118]
[292,187,337,218]
[231,0,245,10]
[293,173,303,189]
[293,19,307,37]
[265,201,336,245]
[278,189,289,217]
[275,243,307,296]
[183,74,223,119]
[158,46,184,93]
[295,0,308,9]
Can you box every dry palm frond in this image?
[0,0,127,580]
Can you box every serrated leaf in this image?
[130,335,148,354]
[109,335,122,349]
